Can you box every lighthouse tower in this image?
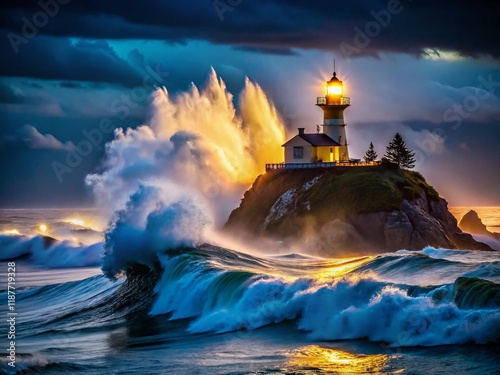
[316,69,350,161]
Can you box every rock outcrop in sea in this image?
[457,209,500,250]
[459,210,499,237]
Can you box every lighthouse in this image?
[316,69,350,161]
[275,65,353,169]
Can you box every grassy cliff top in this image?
[225,163,439,235]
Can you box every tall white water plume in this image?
[86,68,285,275]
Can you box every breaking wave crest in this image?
[145,246,500,347]
[3,244,499,361]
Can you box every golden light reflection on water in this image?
[311,256,376,283]
[285,345,388,374]
[211,254,377,284]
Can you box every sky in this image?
[0,0,499,208]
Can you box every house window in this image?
[293,147,304,159]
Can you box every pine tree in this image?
[384,133,416,169]
[363,142,378,163]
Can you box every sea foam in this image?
[149,248,500,347]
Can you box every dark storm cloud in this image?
[0,81,23,103]
[17,124,76,150]
[0,111,144,208]
[234,46,298,56]
[0,79,53,106]
[0,36,147,86]
[21,81,43,89]
[1,0,499,59]
[59,81,85,89]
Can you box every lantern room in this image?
[326,72,343,96]
[325,72,345,105]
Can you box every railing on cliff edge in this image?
[265,160,380,172]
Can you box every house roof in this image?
[282,133,341,147]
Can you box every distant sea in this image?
[0,207,499,375]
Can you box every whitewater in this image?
[0,70,499,374]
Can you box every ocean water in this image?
[0,209,499,375]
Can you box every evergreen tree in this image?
[384,133,416,169]
[363,142,378,163]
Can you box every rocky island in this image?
[225,162,493,255]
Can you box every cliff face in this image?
[225,165,492,255]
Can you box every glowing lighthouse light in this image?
[326,75,343,96]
